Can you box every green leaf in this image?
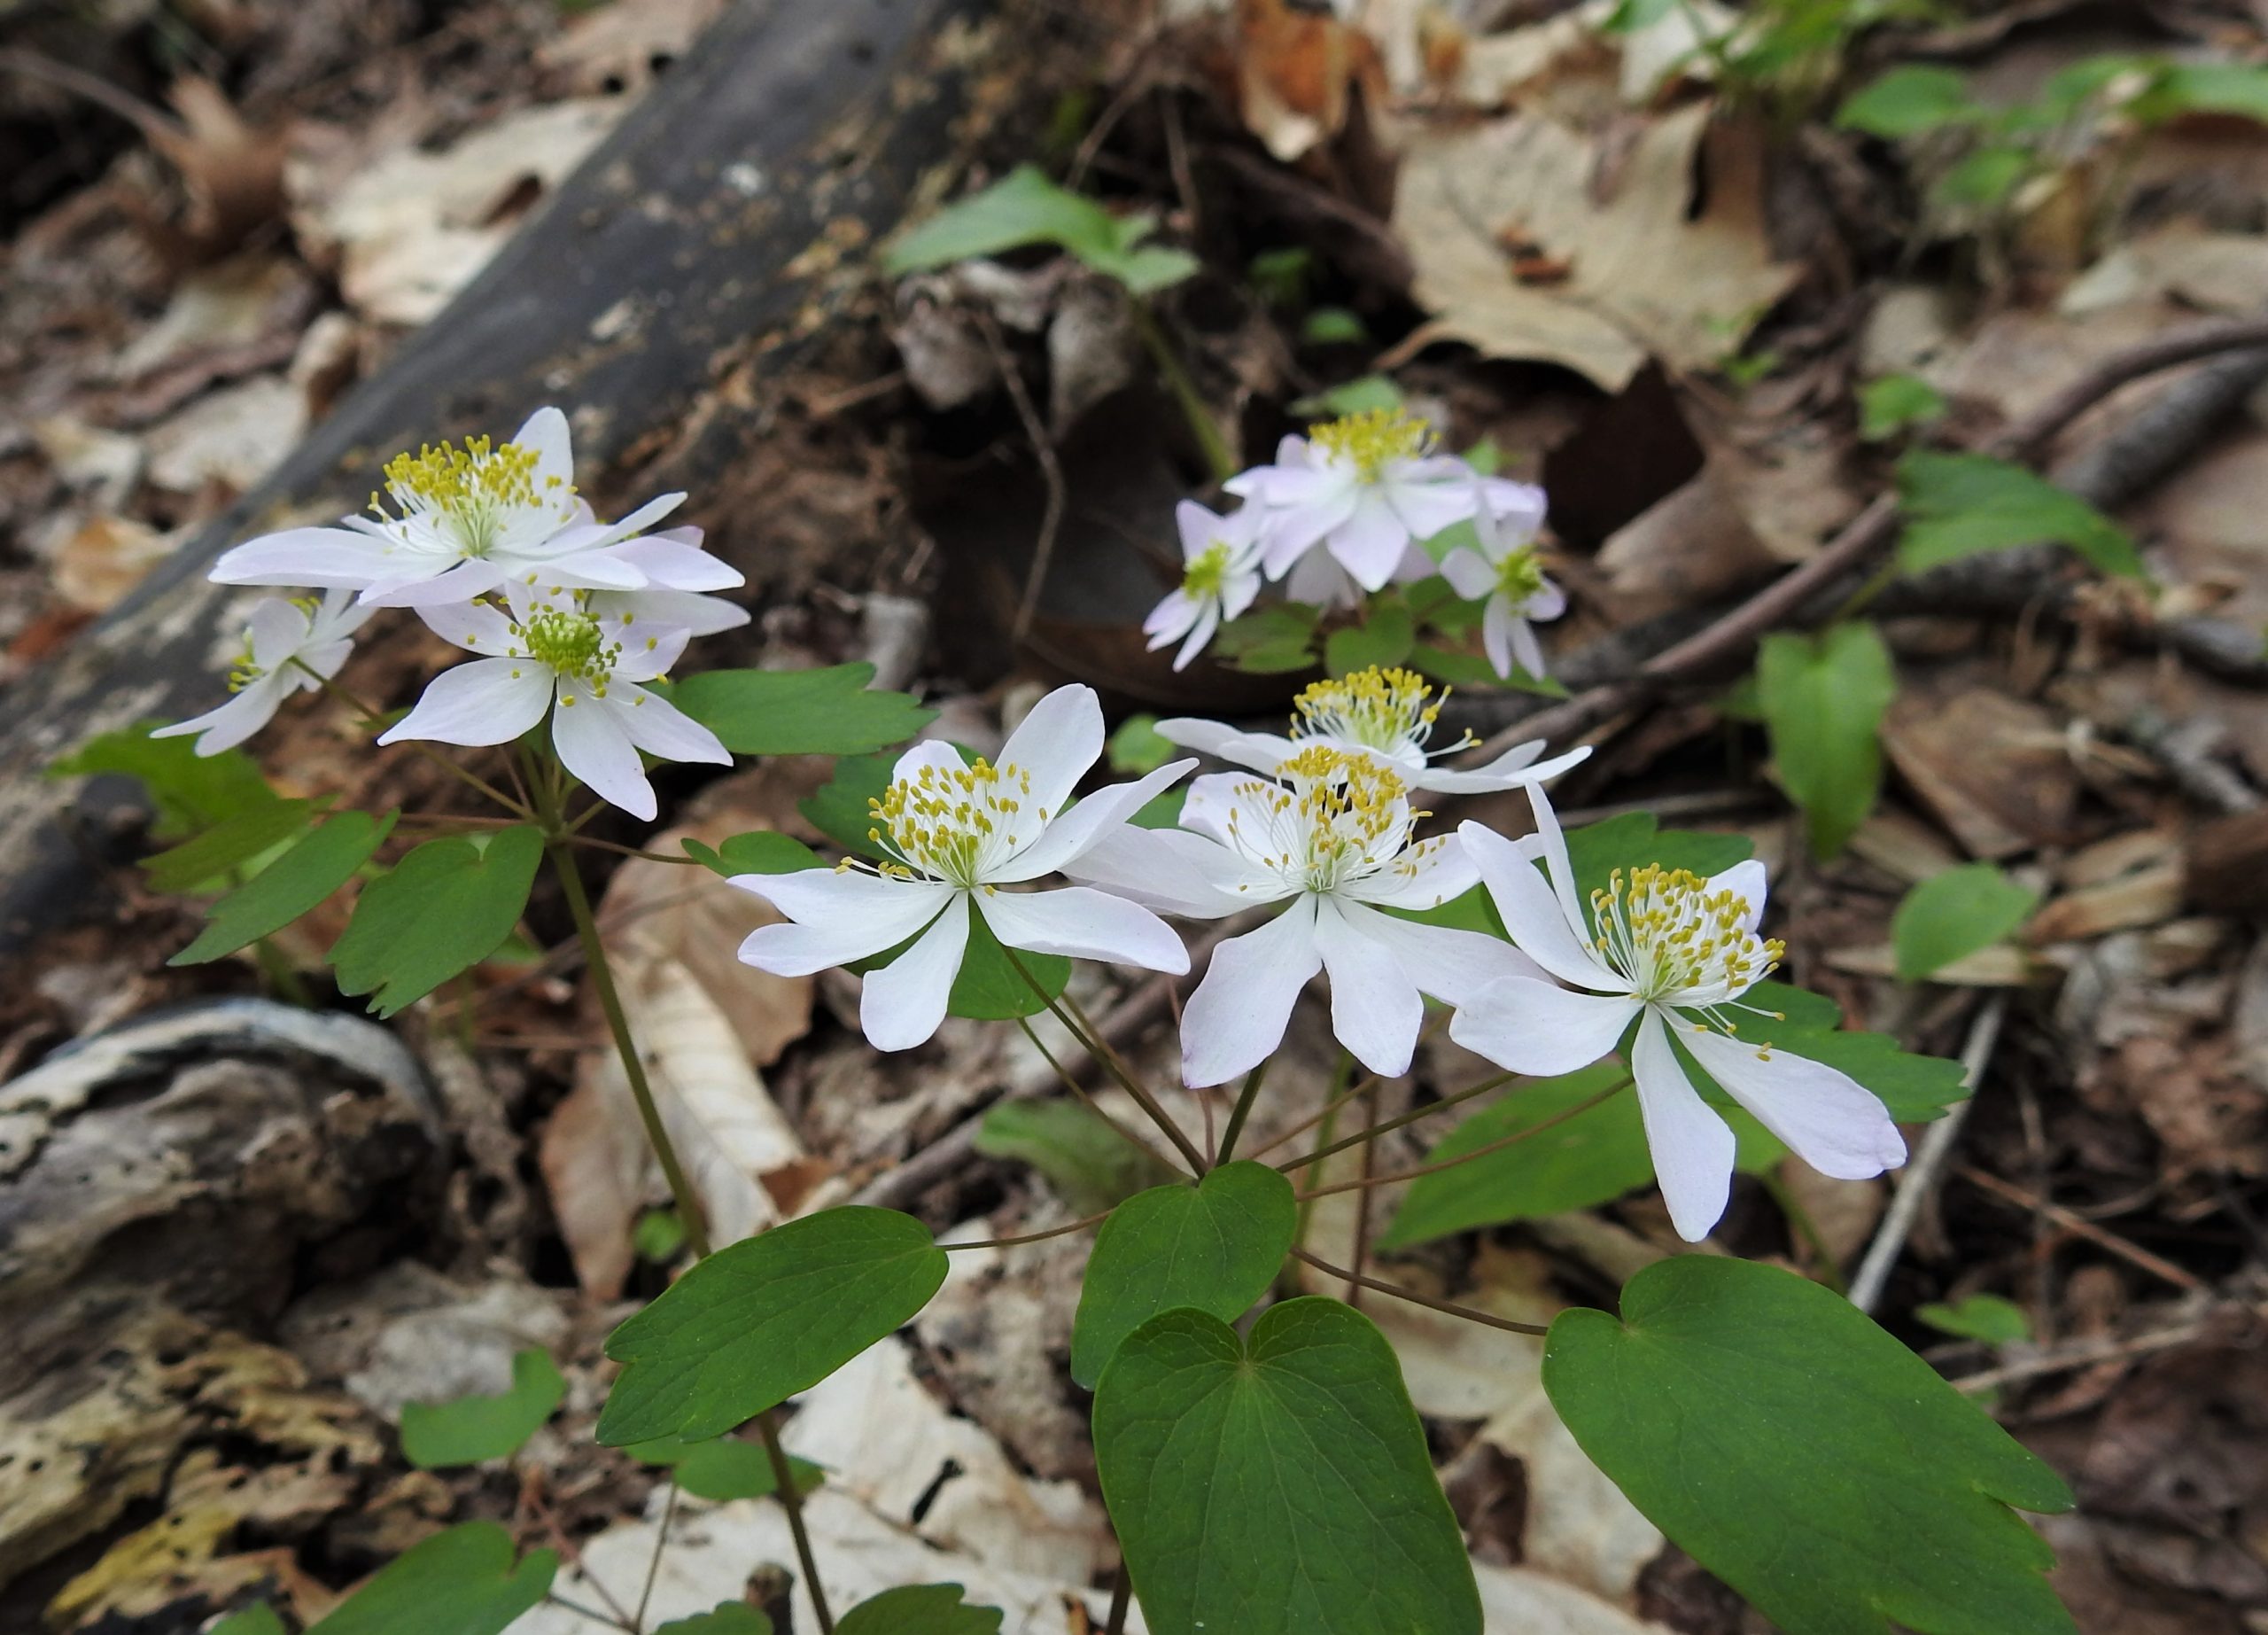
[1562,813,1754,905]
[683,830,825,877]
[1095,1299,1480,1635]
[307,1521,557,1635]
[973,1099,1177,1217]
[143,797,316,892]
[655,1607,772,1635]
[50,721,280,840]
[1917,1292,2032,1345]
[1301,306,1369,345]
[800,750,905,860]
[1932,145,2031,210]
[1897,451,2142,579]
[1323,599,1416,675]
[837,1584,1004,1635]
[1070,1161,1295,1389]
[946,907,1070,1020]
[1684,980,1970,1125]
[634,1208,688,1263]
[1214,604,1320,673]
[1837,66,1977,136]
[1892,863,2039,980]
[672,665,935,756]
[2139,61,2268,123]
[597,1207,948,1445]
[1756,621,1895,860]
[1249,245,1313,308]
[1288,374,1404,417]
[627,1434,826,1502]
[211,1608,286,1635]
[1858,373,1947,442]
[882,165,1194,294]
[173,811,398,966]
[399,1348,566,1469]
[330,827,545,1018]
[1543,1257,2075,1635]
[1107,712,1176,775]
[1379,1065,1643,1250]
[1130,786,1186,829]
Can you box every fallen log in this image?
[0,0,1000,955]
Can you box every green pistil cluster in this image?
[1495,545,1548,604]
[1182,540,1234,598]
[521,610,617,687]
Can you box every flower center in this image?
[1225,744,1434,894]
[519,609,618,684]
[1182,540,1234,599]
[1588,864,1783,1006]
[1308,408,1431,484]
[867,756,1037,889]
[1292,665,1448,756]
[372,435,565,557]
[1494,544,1548,603]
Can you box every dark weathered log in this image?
[0,0,998,953]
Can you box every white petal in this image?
[1174,498,1227,563]
[1285,547,1363,609]
[990,759,1195,883]
[610,684,729,766]
[1483,597,1516,679]
[608,533,743,590]
[1439,548,1495,601]
[515,406,574,489]
[1705,859,1771,931]
[861,891,971,1051]
[151,679,287,755]
[1313,898,1425,1080]
[1632,1011,1739,1242]
[1179,769,1262,845]
[1417,742,1592,797]
[364,559,505,608]
[996,683,1103,822]
[735,876,953,976]
[379,658,552,747]
[530,548,650,592]
[1152,720,1292,777]
[1258,492,1355,578]
[1458,821,1626,992]
[1332,898,1542,1009]
[1449,977,1641,1077]
[609,624,692,683]
[890,737,966,784]
[977,885,1189,973]
[1522,784,1589,936]
[1507,615,1548,680]
[1382,475,1477,543]
[1340,834,1479,909]
[1179,897,1322,1087]
[211,528,389,588]
[1144,590,1199,646]
[416,599,521,656]
[1060,826,1251,919]
[1682,1026,1907,1180]
[1172,603,1219,671]
[1327,494,1411,591]
[553,680,655,818]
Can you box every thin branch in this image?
[1960,1164,2207,1294]
[975,308,1065,647]
[1014,1014,1180,1173]
[943,1208,1114,1252]
[1291,1248,1550,1336]
[1274,1071,1521,1173]
[1294,1078,1630,1201]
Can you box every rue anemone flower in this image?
[379,593,727,820]
[154,588,371,756]
[733,684,1195,1053]
[210,407,682,609]
[1439,481,1565,681]
[1156,665,1590,797]
[1070,746,1542,1086]
[1144,499,1266,672]
[1450,789,1907,1242]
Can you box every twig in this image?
[1290,1248,1550,1336]
[636,1479,680,1631]
[943,1209,1114,1252]
[975,308,1065,647]
[1950,1314,2237,1394]
[1959,1164,2207,1295]
[1294,1078,1628,1201]
[0,46,186,142]
[1849,995,2006,1314]
[1014,1014,1181,1173]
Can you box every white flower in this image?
[515,526,750,640]
[734,685,1195,1053]
[1070,745,1542,1086]
[210,407,683,609]
[378,595,728,820]
[153,589,372,756]
[1225,409,1512,592]
[1439,482,1565,680]
[1450,789,1907,1242]
[1156,665,1590,797]
[1144,500,1264,671]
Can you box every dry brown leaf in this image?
[536,0,727,97]
[1881,683,2080,858]
[145,77,286,264]
[1389,103,1799,390]
[143,373,306,495]
[1476,1562,1677,1635]
[1231,0,1389,163]
[2028,861,2186,946]
[51,514,175,613]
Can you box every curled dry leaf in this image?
[1230,0,1389,163]
[144,77,287,265]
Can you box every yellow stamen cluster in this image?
[866,756,1036,887]
[1229,745,1427,892]
[1308,408,1432,484]
[371,435,566,555]
[225,631,262,694]
[1588,864,1783,1004]
[1291,665,1457,756]
[1182,540,1234,598]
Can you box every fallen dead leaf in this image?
[1230,0,1389,163]
[536,0,727,97]
[143,373,307,494]
[2029,860,2186,946]
[50,514,175,613]
[1881,682,2081,859]
[144,76,287,265]
[1476,1561,1679,1635]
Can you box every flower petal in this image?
[1381,474,1476,544]
[417,599,521,657]
[1417,742,1592,797]
[1339,834,1478,910]
[515,406,574,487]
[1172,603,1219,671]
[990,759,1196,883]
[1439,547,1495,601]
[977,885,1189,973]
[151,679,288,755]
[1180,897,1321,1087]
[1458,821,1626,992]
[1449,976,1640,1077]
[1681,1026,1907,1180]
[996,683,1103,823]
[1482,597,1516,679]
[1144,590,1199,646]
[1705,859,1771,931]
[363,559,505,608]
[890,737,965,784]
[1313,898,1425,1079]
[734,874,953,976]
[608,533,743,590]
[1332,899,1542,1008]
[1153,720,1291,777]
[211,527,390,588]
[553,679,655,819]
[1522,783,1589,937]
[1060,827,1252,919]
[378,658,552,748]
[1632,1010,1738,1242]
[1507,614,1547,681]
[611,685,729,766]
[1327,494,1411,591]
[861,891,971,1051]
[609,624,692,683]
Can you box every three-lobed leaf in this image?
[1323,600,1416,676]
[1756,621,1896,860]
[50,720,279,839]
[672,664,935,757]
[627,1432,826,1502]
[1069,1161,1295,1388]
[400,1347,566,1469]
[1544,1257,2076,1635]
[1096,1299,1481,1635]
[1892,862,2039,981]
[174,810,398,965]
[683,830,824,878]
[597,1207,947,1445]
[330,826,545,1017]
[307,1521,556,1635]
[142,797,316,892]
[1896,451,2143,579]
[836,1584,1005,1635]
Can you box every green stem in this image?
[1001,946,1208,1174]
[1214,1062,1267,1166]
[1014,1015,1179,1173]
[250,935,312,1008]
[1132,300,1236,484]
[1274,1071,1522,1172]
[1296,1078,1633,1203]
[759,1408,835,1635]
[1105,1566,1134,1635]
[1290,1052,1355,1263]
[1763,1170,1847,1295]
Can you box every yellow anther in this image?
[1307,408,1433,484]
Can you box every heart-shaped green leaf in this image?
[1544,1257,2076,1635]
[307,1521,555,1635]
[836,1584,1004,1634]
[174,810,396,964]
[655,1607,773,1635]
[1070,1161,1296,1387]
[597,1208,946,1445]
[330,826,543,1017]
[400,1347,565,1469]
[1095,1298,1480,1635]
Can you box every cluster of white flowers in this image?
[734,664,1905,1240]
[1145,407,1565,677]
[164,407,737,819]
